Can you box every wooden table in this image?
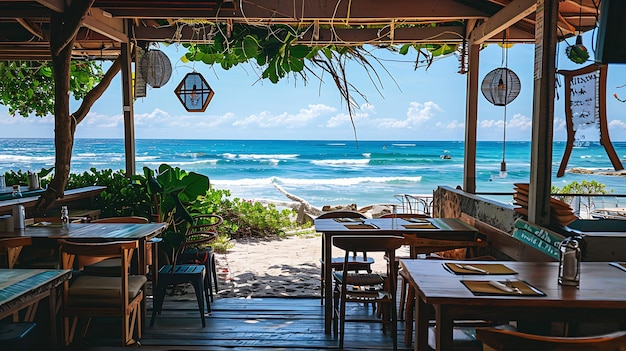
[0,268,71,345]
[0,222,166,332]
[0,222,166,276]
[314,217,480,334]
[399,259,626,351]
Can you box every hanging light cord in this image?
[501,36,508,169]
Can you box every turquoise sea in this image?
[1,139,625,208]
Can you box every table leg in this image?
[415,294,429,351]
[435,305,453,351]
[324,232,332,334]
[48,286,59,346]
[137,238,147,333]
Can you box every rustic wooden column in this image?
[463,43,480,194]
[120,40,136,176]
[528,0,558,225]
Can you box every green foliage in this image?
[0,60,104,117]
[3,167,54,187]
[192,188,297,239]
[138,164,210,250]
[552,180,612,214]
[66,168,152,218]
[182,24,313,84]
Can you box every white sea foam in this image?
[213,175,422,188]
[362,153,371,158]
[135,155,160,161]
[311,159,370,167]
[76,153,97,157]
[392,143,416,147]
[142,159,219,167]
[220,153,298,160]
[0,154,54,162]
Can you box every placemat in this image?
[402,223,438,229]
[403,218,431,224]
[445,263,518,275]
[334,218,364,223]
[344,223,378,229]
[609,262,626,272]
[461,280,545,296]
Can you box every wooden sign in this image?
[556,64,623,177]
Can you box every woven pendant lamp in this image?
[481,68,520,106]
[140,49,172,88]
[481,38,521,179]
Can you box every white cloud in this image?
[609,119,626,130]
[234,104,336,129]
[406,101,441,125]
[507,113,532,130]
[435,120,465,129]
[374,101,442,129]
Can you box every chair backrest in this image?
[0,237,32,268]
[317,211,366,219]
[476,327,626,351]
[379,213,431,219]
[402,234,488,256]
[333,235,405,253]
[91,216,150,223]
[58,239,138,271]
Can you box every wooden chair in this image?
[332,235,405,350]
[150,227,217,327]
[0,237,31,269]
[317,210,374,304]
[81,216,154,277]
[176,214,223,302]
[401,234,490,346]
[476,327,626,351]
[58,239,145,346]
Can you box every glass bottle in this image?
[558,235,583,287]
[60,206,70,227]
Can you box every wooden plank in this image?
[75,297,412,350]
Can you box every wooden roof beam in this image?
[35,0,64,13]
[469,0,537,45]
[83,8,127,42]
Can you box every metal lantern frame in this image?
[174,72,215,112]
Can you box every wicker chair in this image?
[476,327,626,351]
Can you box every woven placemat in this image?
[461,280,545,296]
[445,263,518,275]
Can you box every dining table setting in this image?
[400,259,626,351]
[314,215,483,334]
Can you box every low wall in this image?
[433,186,519,233]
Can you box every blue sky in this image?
[1,32,625,141]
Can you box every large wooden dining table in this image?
[400,259,626,351]
[314,217,481,334]
[0,222,166,275]
[0,268,72,345]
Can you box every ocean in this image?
[1,138,625,209]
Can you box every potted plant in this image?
[139,164,211,263]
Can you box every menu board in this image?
[569,69,599,131]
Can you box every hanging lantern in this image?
[140,49,172,88]
[174,72,215,112]
[481,68,521,106]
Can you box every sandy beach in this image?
[212,233,389,299]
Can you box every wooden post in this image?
[121,40,136,177]
[463,43,480,194]
[528,0,558,226]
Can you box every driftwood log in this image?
[272,184,322,223]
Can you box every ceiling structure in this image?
[0,0,603,61]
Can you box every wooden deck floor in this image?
[79,296,414,350]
